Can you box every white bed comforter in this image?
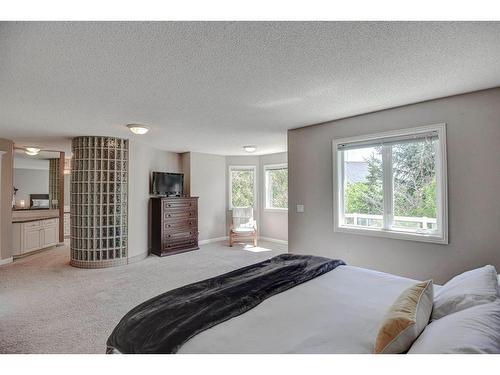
[179,265,427,354]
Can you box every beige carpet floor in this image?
[0,240,286,354]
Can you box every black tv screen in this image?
[152,172,184,196]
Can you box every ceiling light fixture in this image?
[243,145,257,153]
[25,147,40,156]
[127,124,150,135]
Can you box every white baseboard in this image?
[259,237,288,245]
[199,236,229,245]
[0,257,13,266]
[199,236,288,246]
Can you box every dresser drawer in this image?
[162,237,198,251]
[163,228,197,240]
[162,199,197,210]
[163,210,197,221]
[163,218,197,231]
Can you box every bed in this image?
[107,254,500,354]
[179,265,433,354]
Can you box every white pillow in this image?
[432,265,500,320]
[32,199,49,208]
[409,301,500,354]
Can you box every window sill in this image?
[264,208,288,213]
[335,225,448,244]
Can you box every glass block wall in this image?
[70,136,128,268]
[48,158,60,209]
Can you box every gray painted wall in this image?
[288,88,500,284]
[189,152,227,241]
[128,140,182,259]
[13,168,49,207]
[181,152,191,196]
[259,152,288,241]
[0,138,13,261]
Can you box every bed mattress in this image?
[179,265,431,354]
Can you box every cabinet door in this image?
[23,227,41,253]
[42,225,58,247]
[12,223,22,256]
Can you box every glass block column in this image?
[48,158,60,209]
[70,136,128,268]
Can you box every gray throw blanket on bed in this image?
[106,253,345,354]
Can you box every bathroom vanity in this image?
[12,210,60,258]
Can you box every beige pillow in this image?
[375,280,434,354]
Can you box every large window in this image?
[264,164,288,210]
[229,166,256,208]
[333,124,448,243]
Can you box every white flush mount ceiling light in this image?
[127,124,150,135]
[243,145,257,153]
[25,147,40,156]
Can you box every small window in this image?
[333,124,448,244]
[229,166,256,208]
[264,164,288,210]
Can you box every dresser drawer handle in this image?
[167,224,171,228]
[167,214,171,217]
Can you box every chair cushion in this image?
[232,227,255,233]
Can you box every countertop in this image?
[12,215,59,223]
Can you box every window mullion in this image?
[266,171,271,208]
[338,150,345,226]
[382,145,394,230]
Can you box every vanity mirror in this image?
[13,149,62,210]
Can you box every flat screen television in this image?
[152,172,184,196]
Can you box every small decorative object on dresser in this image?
[150,196,199,257]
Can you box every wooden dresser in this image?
[150,196,199,257]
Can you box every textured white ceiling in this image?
[1,22,500,155]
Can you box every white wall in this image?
[64,173,70,211]
[128,140,182,260]
[13,155,51,170]
[189,152,227,242]
[288,88,500,284]
[13,168,49,206]
[225,152,288,242]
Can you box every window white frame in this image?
[264,163,288,212]
[228,165,257,209]
[333,123,448,244]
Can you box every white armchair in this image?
[229,207,257,247]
